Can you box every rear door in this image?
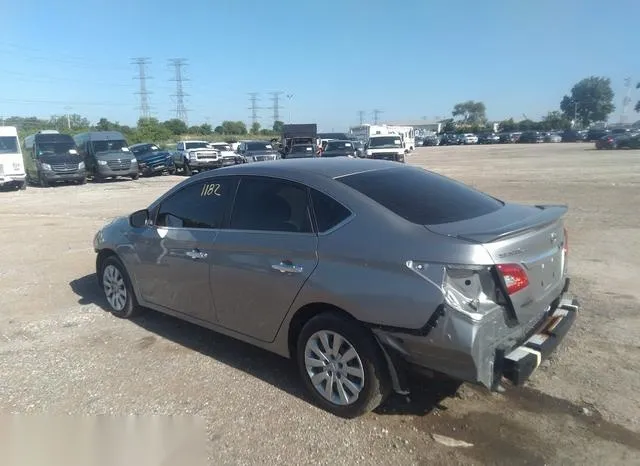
[210,175,318,342]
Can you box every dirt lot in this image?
[1,143,639,465]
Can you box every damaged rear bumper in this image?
[372,287,579,393]
[500,294,579,386]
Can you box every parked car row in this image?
[594,130,640,150]
[419,127,639,147]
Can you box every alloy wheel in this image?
[103,264,127,311]
[304,330,365,406]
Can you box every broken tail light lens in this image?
[496,263,529,295]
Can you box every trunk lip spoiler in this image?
[425,203,568,244]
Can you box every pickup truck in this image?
[174,140,222,175]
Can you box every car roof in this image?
[193,158,400,181]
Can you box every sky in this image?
[1,0,639,131]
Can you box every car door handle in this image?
[185,249,208,260]
[271,261,303,274]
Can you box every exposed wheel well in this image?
[287,302,357,357]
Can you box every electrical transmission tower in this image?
[132,57,152,119]
[168,58,189,125]
[269,92,284,124]
[621,77,632,124]
[372,109,383,125]
[357,110,365,125]
[247,92,261,127]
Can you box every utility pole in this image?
[269,92,284,124]
[372,109,383,125]
[286,94,293,122]
[168,58,189,125]
[64,106,72,129]
[132,57,152,120]
[357,110,365,125]
[247,92,261,127]
[621,77,632,124]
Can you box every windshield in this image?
[246,142,273,151]
[0,136,19,154]
[291,145,314,153]
[185,142,209,150]
[369,136,402,148]
[92,140,128,153]
[37,141,76,156]
[325,141,353,151]
[212,144,232,151]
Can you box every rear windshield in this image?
[337,167,504,225]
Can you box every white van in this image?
[0,126,27,190]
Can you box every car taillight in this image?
[496,263,529,295]
[563,228,568,255]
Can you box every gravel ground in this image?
[1,143,639,465]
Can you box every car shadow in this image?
[69,273,459,417]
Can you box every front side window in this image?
[155,178,235,229]
[230,177,312,233]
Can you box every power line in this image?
[357,110,365,125]
[372,109,383,125]
[269,92,284,124]
[132,57,152,120]
[168,58,189,125]
[247,92,262,127]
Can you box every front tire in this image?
[131,173,139,180]
[99,256,141,319]
[296,313,390,418]
[183,161,192,176]
[19,180,27,190]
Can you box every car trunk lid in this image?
[427,203,568,325]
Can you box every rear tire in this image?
[296,313,390,418]
[99,255,141,319]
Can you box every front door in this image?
[130,177,236,323]
[211,176,318,342]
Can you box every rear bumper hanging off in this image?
[500,294,580,386]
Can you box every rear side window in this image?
[337,167,503,225]
[311,189,351,232]
[155,178,234,229]
[230,176,312,233]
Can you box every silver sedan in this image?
[93,158,580,417]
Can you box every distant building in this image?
[383,120,442,135]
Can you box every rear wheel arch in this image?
[287,302,358,358]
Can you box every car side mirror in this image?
[129,209,149,228]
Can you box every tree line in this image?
[3,115,286,144]
[444,76,625,133]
